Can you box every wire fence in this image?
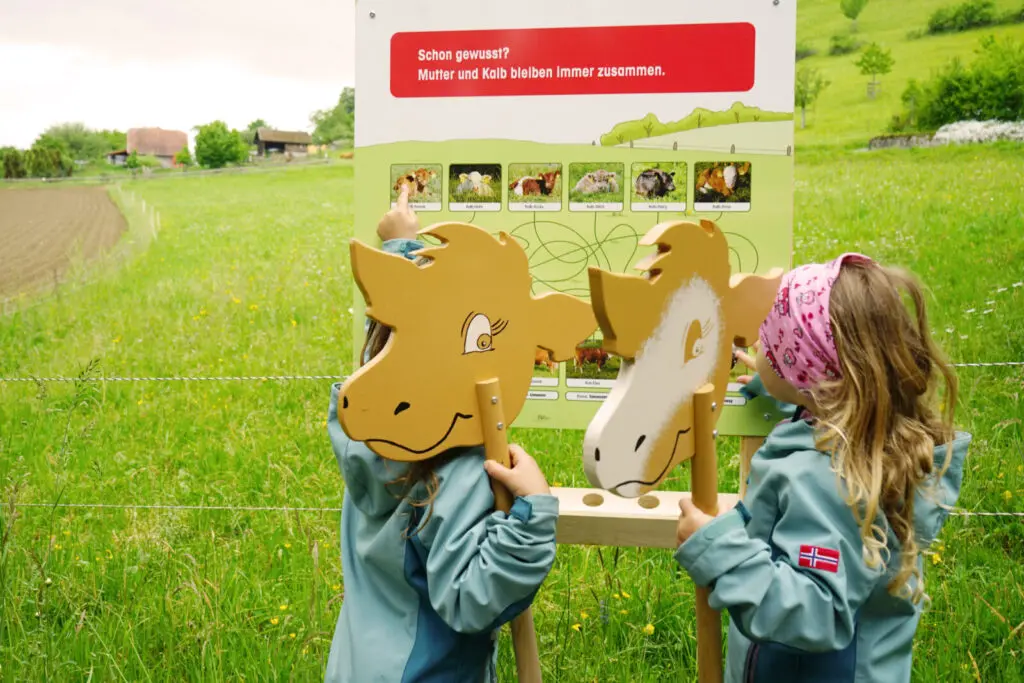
[10,501,1023,518]
[1,360,1021,385]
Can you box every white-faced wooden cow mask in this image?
[583,220,783,497]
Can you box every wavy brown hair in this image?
[362,317,451,537]
[810,259,957,603]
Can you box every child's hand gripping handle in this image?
[475,379,543,683]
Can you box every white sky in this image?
[0,0,355,149]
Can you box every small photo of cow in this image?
[566,338,621,381]
[533,347,559,377]
[568,162,625,207]
[693,161,752,206]
[449,163,502,208]
[508,163,562,208]
[630,162,687,211]
[390,164,442,209]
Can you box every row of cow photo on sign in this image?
[390,161,753,212]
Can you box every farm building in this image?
[254,128,312,157]
[106,128,188,168]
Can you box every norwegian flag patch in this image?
[798,545,840,573]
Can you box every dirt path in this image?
[0,186,127,299]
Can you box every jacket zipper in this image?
[745,643,760,683]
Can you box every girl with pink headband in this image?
[673,254,972,683]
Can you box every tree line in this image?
[1,87,355,178]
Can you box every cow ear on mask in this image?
[350,239,422,325]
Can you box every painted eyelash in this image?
[491,319,508,336]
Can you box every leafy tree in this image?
[125,151,141,171]
[795,67,831,128]
[244,119,269,145]
[310,87,355,145]
[194,121,249,169]
[855,43,894,98]
[35,123,126,161]
[840,0,870,32]
[174,146,193,168]
[98,129,127,153]
[24,145,72,178]
[2,148,26,179]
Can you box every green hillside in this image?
[795,0,1024,146]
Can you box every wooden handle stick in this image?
[476,379,543,683]
[692,383,723,683]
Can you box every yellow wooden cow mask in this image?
[340,222,597,462]
[583,220,783,497]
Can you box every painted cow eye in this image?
[684,320,704,362]
[463,313,494,355]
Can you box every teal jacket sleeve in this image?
[416,451,559,634]
[381,237,425,259]
[675,453,877,652]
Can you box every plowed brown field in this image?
[0,186,127,298]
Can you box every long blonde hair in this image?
[811,259,957,603]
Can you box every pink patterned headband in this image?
[759,253,875,392]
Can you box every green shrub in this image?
[927,0,997,34]
[829,34,862,56]
[896,36,1024,129]
[796,41,818,61]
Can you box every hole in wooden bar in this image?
[582,493,604,507]
[637,495,659,510]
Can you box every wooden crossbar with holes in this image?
[552,487,742,549]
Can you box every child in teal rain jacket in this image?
[675,254,970,683]
[325,189,558,683]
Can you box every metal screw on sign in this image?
[710,402,717,413]
[497,422,505,431]
[491,396,499,405]
[773,0,780,6]
[763,413,772,421]
[369,11,376,18]
[712,430,719,439]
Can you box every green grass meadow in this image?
[2,146,1022,682]
[2,1,1024,680]
[794,0,1024,146]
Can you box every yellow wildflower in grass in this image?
[612,593,620,599]
[54,544,62,550]
[580,611,589,620]
[284,542,292,549]
[552,481,563,487]
[571,623,581,632]
[280,604,289,611]
[232,297,241,304]
[333,584,341,591]
[291,320,298,327]
[1003,490,1012,502]
[931,553,942,565]
[249,304,258,311]
[290,633,296,639]
[113,336,122,344]
[643,623,655,636]
[621,590,630,598]
[271,617,279,625]
[619,610,627,615]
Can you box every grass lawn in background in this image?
[1,144,1022,680]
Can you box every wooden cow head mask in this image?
[339,222,597,462]
[583,220,783,497]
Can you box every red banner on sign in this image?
[391,23,755,98]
